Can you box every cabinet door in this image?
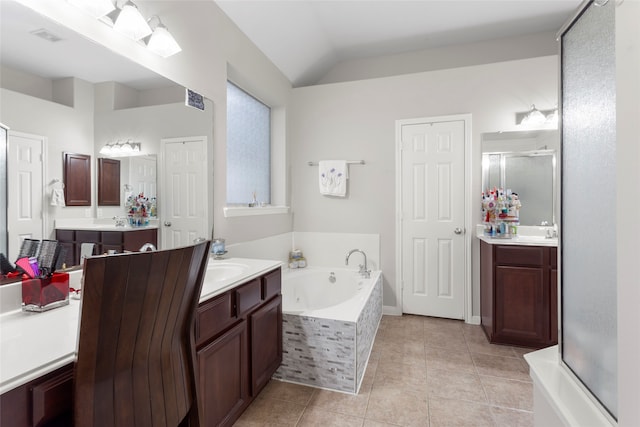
[63,152,91,206]
[250,295,282,396]
[495,265,549,346]
[0,364,73,427]
[479,241,494,339]
[97,158,120,206]
[198,320,249,427]
[123,229,157,252]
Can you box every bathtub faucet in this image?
[345,249,370,278]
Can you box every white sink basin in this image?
[205,262,250,282]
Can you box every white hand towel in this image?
[51,188,66,207]
[319,160,348,197]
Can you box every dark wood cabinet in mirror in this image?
[97,158,120,206]
[63,152,91,206]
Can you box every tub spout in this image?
[345,249,370,278]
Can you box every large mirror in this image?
[1,1,212,236]
[481,129,559,226]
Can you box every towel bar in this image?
[307,160,365,166]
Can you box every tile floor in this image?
[234,314,535,427]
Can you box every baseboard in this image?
[466,315,481,325]
[382,305,402,316]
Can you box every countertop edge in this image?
[477,234,558,247]
[0,355,75,395]
[55,225,159,231]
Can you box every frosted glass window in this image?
[561,0,617,420]
[226,82,271,205]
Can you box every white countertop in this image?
[477,234,558,247]
[55,218,158,232]
[55,224,159,231]
[476,224,558,247]
[0,257,281,395]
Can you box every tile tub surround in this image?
[273,273,382,394]
[235,315,535,427]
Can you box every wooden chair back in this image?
[74,241,210,427]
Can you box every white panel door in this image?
[129,155,157,198]
[401,120,465,319]
[7,132,44,260]
[161,137,207,250]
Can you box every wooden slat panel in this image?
[75,241,210,427]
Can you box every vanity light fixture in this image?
[100,140,141,157]
[545,107,559,126]
[68,0,181,58]
[145,16,182,58]
[516,104,558,128]
[67,0,115,18]
[521,104,546,127]
[113,0,152,41]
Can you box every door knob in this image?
[164,221,172,227]
[454,227,464,235]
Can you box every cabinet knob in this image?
[454,227,464,235]
[164,221,172,227]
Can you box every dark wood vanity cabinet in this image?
[0,267,282,427]
[55,228,157,266]
[0,363,73,427]
[480,241,558,348]
[196,267,282,427]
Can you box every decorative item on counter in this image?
[12,238,70,312]
[212,238,227,259]
[125,192,152,227]
[482,187,521,239]
[22,272,70,312]
[288,249,307,269]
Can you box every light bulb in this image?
[113,1,152,41]
[147,24,182,58]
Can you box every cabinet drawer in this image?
[31,367,73,427]
[75,230,101,243]
[101,231,123,245]
[550,247,557,268]
[55,230,74,242]
[197,292,235,346]
[236,279,262,317]
[495,245,544,267]
[262,268,281,301]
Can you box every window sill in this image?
[223,205,290,218]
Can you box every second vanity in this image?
[479,230,558,348]
[0,256,282,427]
[55,219,159,267]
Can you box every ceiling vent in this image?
[30,28,63,43]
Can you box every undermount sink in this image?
[205,261,250,282]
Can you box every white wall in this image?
[14,0,294,246]
[318,31,558,86]
[290,55,558,312]
[0,79,95,238]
